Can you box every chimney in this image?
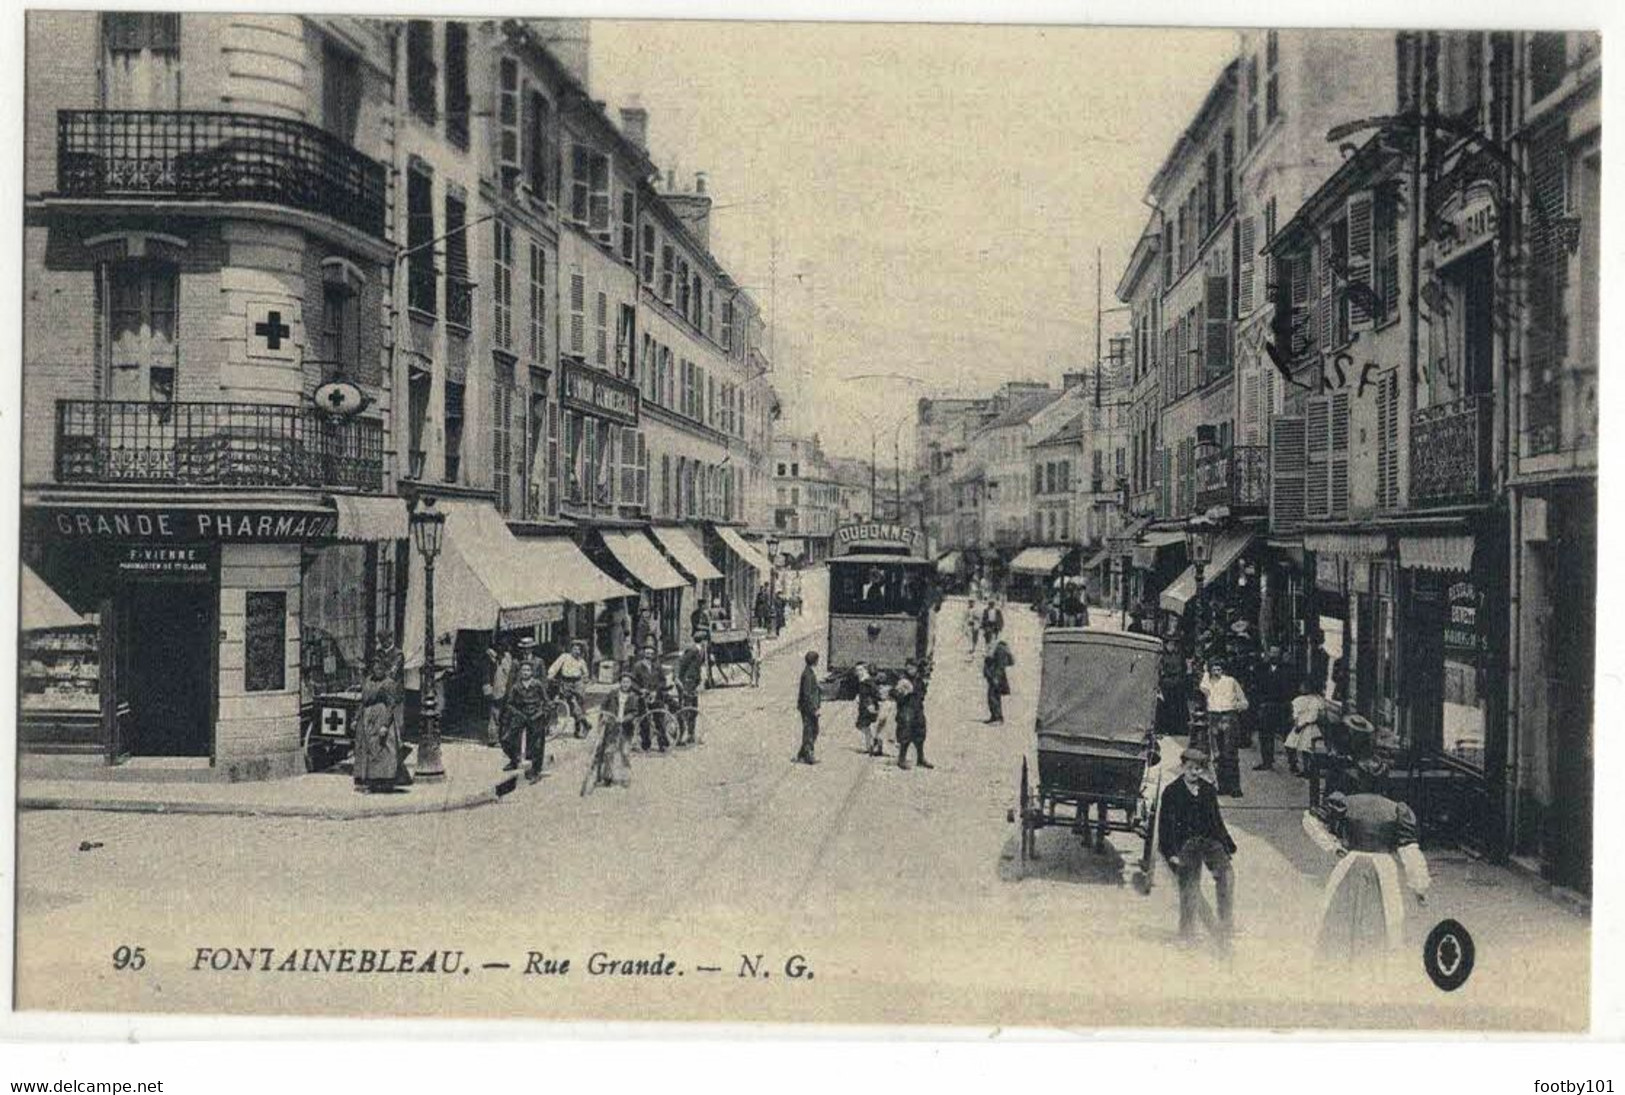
[666,168,676,190]
[695,171,707,195]
[619,105,649,151]
[1062,371,1089,391]
[662,172,714,249]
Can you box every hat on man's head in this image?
[516,636,538,650]
[1230,620,1252,636]
[1342,713,1376,736]
[1180,746,1210,764]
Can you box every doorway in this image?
[117,582,214,757]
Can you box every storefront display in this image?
[21,625,102,715]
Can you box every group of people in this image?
[963,598,1015,723]
[1036,577,1091,629]
[795,651,936,769]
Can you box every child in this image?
[871,673,898,757]
[1287,677,1328,800]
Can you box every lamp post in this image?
[765,533,781,598]
[411,496,447,782]
[1185,512,1216,638]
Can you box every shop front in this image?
[647,523,723,648]
[591,528,689,655]
[706,522,771,629]
[21,494,405,778]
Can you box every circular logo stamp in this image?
[1422,918,1475,992]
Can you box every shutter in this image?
[1242,371,1260,445]
[1329,389,1351,516]
[1269,414,1307,533]
[1305,395,1331,519]
[1314,296,1334,355]
[1346,192,1374,327]
[1383,371,1400,508]
[1289,251,1312,357]
[1238,216,1256,315]
[520,80,537,192]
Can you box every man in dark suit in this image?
[796,650,822,764]
[1158,746,1238,952]
[675,642,704,745]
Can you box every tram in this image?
[824,522,935,698]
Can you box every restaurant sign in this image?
[31,506,338,543]
[561,360,639,427]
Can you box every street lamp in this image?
[765,533,781,596]
[411,495,447,782]
[1185,512,1216,637]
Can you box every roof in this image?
[1147,60,1240,201]
[1030,411,1086,448]
[1267,130,1406,254]
[1115,220,1163,302]
[980,390,1060,432]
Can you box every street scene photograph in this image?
[11,12,1600,1033]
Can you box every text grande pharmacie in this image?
[190,947,814,979]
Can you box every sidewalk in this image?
[18,736,600,822]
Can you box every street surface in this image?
[16,575,1588,1030]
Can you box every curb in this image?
[18,782,504,822]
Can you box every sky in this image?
[589,20,1237,461]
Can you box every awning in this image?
[403,501,631,668]
[1304,530,1390,558]
[936,550,964,575]
[1083,547,1111,572]
[1399,533,1475,573]
[1159,529,1257,615]
[332,494,408,542]
[714,524,771,574]
[649,525,723,582]
[1010,545,1065,575]
[21,563,90,631]
[600,530,688,591]
[1132,529,1186,570]
[1108,516,1153,552]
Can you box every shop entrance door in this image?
[118,583,214,757]
[1404,576,1446,755]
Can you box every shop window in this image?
[302,545,371,697]
[102,12,179,110]
[244,591,288,693]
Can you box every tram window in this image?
[830,563,926,615]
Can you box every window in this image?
[569,273,585,356]
[244,592,287,693]
[102,12,179,110]
[406,20,436,124]
[1204,150,1218,232]
[445,192,470,330]
[526,89,553,200]
[528,241,546,361]
[721,298,735,351]
[1222,129,1234,211]
[497,57,520,184]
[406,165,435,315]
[319,282,360,378]
[661,454,672,515]
[493,361,516,513]
[660,244,675,302]
[492,219,513,350]
[616,303,635,379]
[619,191,636,263]
[1530,32,1567,101]
[677,259,691,316]
[594,292,608,367]
[322,41,361,144]
[443,380,465,483]
[1245,55,1260,149]
[707,288,716,339]
[104,259,178,402]
[444,21,469,148]
[570,146,610,238]
[1329,216,1350,346]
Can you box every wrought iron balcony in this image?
[56,110,387,239]
[1411,393,1493,507]
[1195,445,1269,512]
[55,400,384,491]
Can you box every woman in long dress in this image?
[354,652,403,793]
[1302,759,1431,962]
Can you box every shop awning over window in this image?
[650,525,723,582]
[1010,545,1065,575]
[936,550,964,575]
[1304,530,1390,558]
[1159,529,1257,615]
[1083,547,1111,572]
[1108,516,1152,553]
[714,524,771,574]
[21,563,89,631]
[600,530,687,591]
[332,494,409,542]
[1131,529,1186,571]
[1398,533,1475,573]
[403,500,630,668]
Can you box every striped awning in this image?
[937,550,964,575]
[21,564,89,631]
[1009,545,1065,575]
[1132,529,1186,570]
[1304,530,1390,558]
[715,524,771,574]
[332,494,409,542]
[1398,533,1475,573]
[649,525,723,582]
[600,530,688,591]
[1159,529,1257,614]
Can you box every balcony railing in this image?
[1411,394,1493,508]
[56,400,384,492]
[1195,445,1269,512]
[57,110,387,239]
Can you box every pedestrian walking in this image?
[872,673,897,757]
[796,650,822,764]
[854,662,881,755]
[965,599,982,655]
[896,658,935,769]
[1252,643,1299,772]
[1158,746,1238,954]
[1302,758,1431,963]
[1156,635,1189,739]
[980,599,1005,648]
[584,672,641,793]
[675,642,704,745]
[1199,657,1249,797]
[484,640,515,747]
[1287,680,1330,805]
[502,660,552,783]
[354,649,404,793]
[983,635,1014,724]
